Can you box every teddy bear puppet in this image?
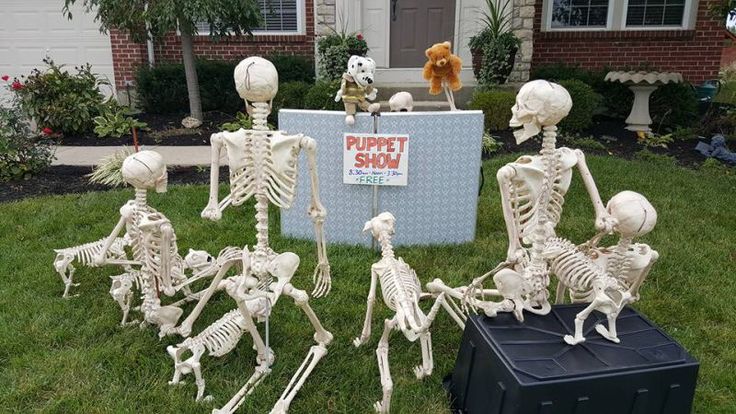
[334,55,381,125]
[423,41,462,109]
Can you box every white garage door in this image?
[0,0,115,104]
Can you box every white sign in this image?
[343,133,409,186]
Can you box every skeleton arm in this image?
[201,133,226,221]
[353,267,379,347]
[93,214,129,266]
[497,165,526,264]
[574,149,615,233]
[301,136,331,298]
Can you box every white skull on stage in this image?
[234,57,279,109]
[389,92,414,112]
[122,150,168,193]
[606,191,657,238]
[509,80,572,144]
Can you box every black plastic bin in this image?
[447,304,699,414]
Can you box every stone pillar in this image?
[509,0,534,83]
[315,0,336,35]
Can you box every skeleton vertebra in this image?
[53,236,131,298]
[354,212,464,413]
[171,57,333,414]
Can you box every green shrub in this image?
[267,55,315,84]
[93,101,148,138]
[482,132,504,154]
[468,89,516,131]
[317,33,368,81]
[135,57,314,114]
[634,148,677,165]
[477,32,520,86]
[14,58,108,134]
[304,80,343,111]
[0,105,53,181]
[561,134,607,151]
[270,81,312,125]
[650,82,698,130]
[220,112,253,132]
[558,79,602,132]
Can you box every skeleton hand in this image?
[311,262,331,298]
[201,203,222,221]
[366,89,378,101]
[352,334,369,347]
[334,89,343,102]
[506,247,527,265]
[595,214,617,234]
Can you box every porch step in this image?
[377,100,452,112]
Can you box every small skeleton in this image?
[53,236,131,298]
[354,212,465,414]
[92,150,216,336]
[172,57,333,414]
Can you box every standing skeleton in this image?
[429,80,659,343]
[354,212,465,413]
[169,57,333,414]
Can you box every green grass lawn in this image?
[1,156,734,413]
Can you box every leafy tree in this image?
[63,0,263,123]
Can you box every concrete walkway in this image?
[52,145,219,167]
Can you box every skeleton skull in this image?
[234,56,279,112]
[607,191,657,239]
[389,92,414,112]
[122,150,168,193]
[509,80,572,144]
[362,211,396,239]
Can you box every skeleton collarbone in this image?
[509,147,577,243]
[224,129,301,209]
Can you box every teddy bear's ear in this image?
[425,47,433,58]
[442,41,452,50]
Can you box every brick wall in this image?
[109,0,315,90]
[532,0,723,83]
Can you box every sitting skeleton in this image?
[171,57,333,414]
[89,151,216,334]
[354,212,465,414]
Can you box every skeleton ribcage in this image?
[179,309,247,357]
[224,131,300,209]
[509,163,567,244]
[54,237,129,266]
[379,258,422,312]
[546,237,611,300]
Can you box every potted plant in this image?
[468,0,521,86]
[317,30,368,81]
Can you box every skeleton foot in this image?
[413,365,431,379]
[595,323,621,343]
[353,336,368,348]
[374,401,388,414]
[564,334,586,345]
[62,283,81,299]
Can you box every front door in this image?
[389,0,456,68]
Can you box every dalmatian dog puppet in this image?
[335,55,381,125]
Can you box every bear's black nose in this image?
[366,78,373,84]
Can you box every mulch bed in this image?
[56,111,235,147]
[0,166,228,204]
[489,115,710,168]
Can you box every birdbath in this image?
[605,71,683,132]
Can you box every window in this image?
[195,0,303,35]
[551,0,610,28]
[626,0,686,27]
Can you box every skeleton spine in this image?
[546,237,608,292]
[179,309,247,357]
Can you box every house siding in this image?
[109,0,315,91]
[532,0,722,83]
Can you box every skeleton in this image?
[53,236,131,298]
[354,212,465,413]
[91,150,216,335]
[171,57,333,414]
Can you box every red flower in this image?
[1,75,8,81]
[356,33,364,41]
[11,80,23,90]
[42,127,53,135]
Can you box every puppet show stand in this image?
[279,109,484,246]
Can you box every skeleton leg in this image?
[178,259,238,337]
[564,300,600,345]
[268,284,333,413]
[167,344,208,401]
[54,254,78,298]
[354,269,379,347]
[374,317,397,414]
[413,332,434,379]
